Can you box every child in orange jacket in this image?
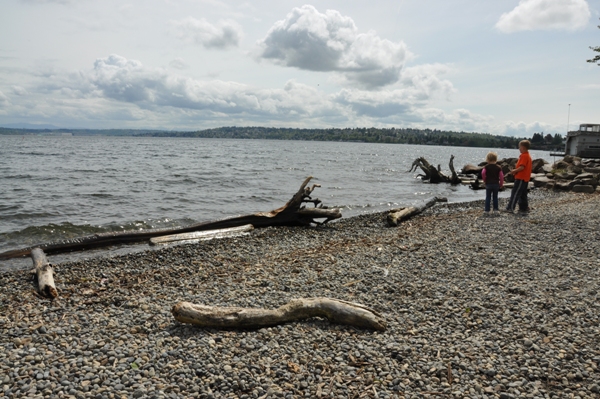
[505,140,532,214]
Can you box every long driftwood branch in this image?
[149,224,254,246]
[172,298,386,331]
[30,248,58,299]
[0,177,341,260]
[387,196,447,227]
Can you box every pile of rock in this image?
[461,156,600,193]
[532,156,600,193]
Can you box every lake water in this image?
[0,135,553,271]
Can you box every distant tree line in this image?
[0,126,564,150]
[149,126,526,148]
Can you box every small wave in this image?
[4,174,33,179]
[3,211,59,220]
[1,222,109,249]
[1,217,195,251]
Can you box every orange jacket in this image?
[514,151,532,182]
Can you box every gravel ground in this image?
[1,191,599,399]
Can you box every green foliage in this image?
[552,133,563,145]
[147,126,522,148]
[531,132,544,143]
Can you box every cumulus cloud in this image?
[21,0,72,4]
[496,0,591,33]
[399,64,456,102]
[12,86,28,96]
[256,5,410,89]
[170,17,242,49]
[332,63,455,118]
[0,91,9,108]
[74,54,337,118]
[500,120,558,136]
[21,54,489,131]
[169,58,189,70]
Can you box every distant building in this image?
[564,124,600,158]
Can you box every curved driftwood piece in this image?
[149,224,254,245]
[387,196,447,227]
[448,155,461,185]
[0,177,341,260]
[30,248,58,298]
[172,298,386,331]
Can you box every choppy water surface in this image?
[0,135,552,271]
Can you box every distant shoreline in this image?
[0,125,547,149]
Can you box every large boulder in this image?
[554,181,572,190]
[574,173,598,187]
[572,185,596,194]
[580,178,598,187]
[553,160,569,170]
[567,164,583,175]
[532,176,551,188]
[542,164,553,173]
[563,155,581,164]
[531,159,547,174]
[461,164,482,175]
[575,172,595,180]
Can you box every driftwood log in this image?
[149,224,254,245]
[387,196,447,227]
[408,155,460,184]
[30,248,58,298]
[0,177,341,260]
[172,298,386,331]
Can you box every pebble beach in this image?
[1,191,599,399]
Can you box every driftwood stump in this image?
[30,248,58,298]
[0,177,341,260]
[172,298,386,331]
[408,155,460,184]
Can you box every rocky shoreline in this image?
[1,191,599,399]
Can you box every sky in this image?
[0,0,598,136]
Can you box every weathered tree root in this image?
[172,298,386,331]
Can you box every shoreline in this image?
[1,191,599,398]
[0,190,526,275]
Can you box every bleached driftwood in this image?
[30,248,58,298]
[149,224,254,245]
[172,298,386,331]
[0,177,341,260]
[387,196,447,227]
